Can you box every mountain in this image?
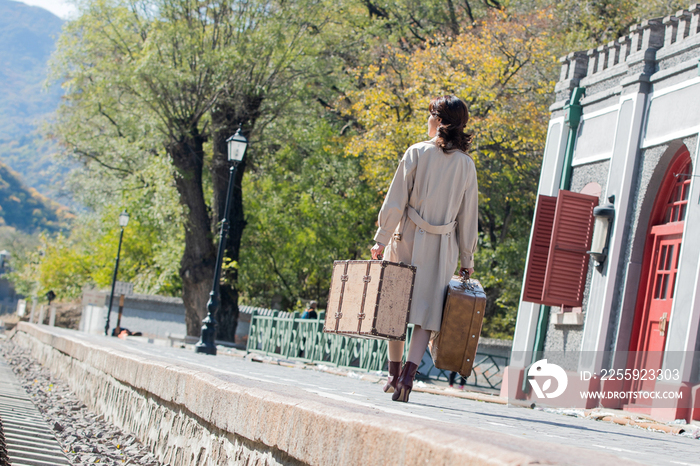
[0,0,66,201]
[0,160,72,232]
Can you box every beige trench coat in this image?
[374,139,478,332]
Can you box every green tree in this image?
[239,114,379,310]
[49,0,331,337]
[9,194,183,303]
[512,0,689,53]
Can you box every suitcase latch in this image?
[340,274,349,282]
[363,275,371,283]
[357,312,366,321]
[335,311,343,319]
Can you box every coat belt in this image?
[407,206,456,235]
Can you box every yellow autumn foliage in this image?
[343,10,558,337]
[344,10,557,203]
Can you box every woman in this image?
[370,95,478,403]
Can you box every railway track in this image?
[0,358,69,466]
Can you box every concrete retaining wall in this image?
[13,323,616,466]
[12,326,300,465]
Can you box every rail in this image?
[0,357,70,465]
[246,310,508,390]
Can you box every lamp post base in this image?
[194,342,217,355]
[194,312,217,356]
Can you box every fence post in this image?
[246,310,258,353]
[49,306,56,327]
[37,305,46,325]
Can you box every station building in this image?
[503,6,700,422]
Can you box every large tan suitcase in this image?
[430,275,487,377]
[324,260,416,340]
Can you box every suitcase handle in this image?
[459,270,475,291]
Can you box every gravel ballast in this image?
[0,337,166,466]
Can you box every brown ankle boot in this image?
[383,361,401,393]
[392,361,418,402]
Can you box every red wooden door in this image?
[642,225,682,353]
[630,226,682,395]
[628,153,691,402]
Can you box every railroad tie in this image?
[0,358,69,466]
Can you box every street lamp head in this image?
[587,195,615,270]
[119,210,130,227]
[226,127,248,163]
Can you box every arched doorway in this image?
[626,148,692,408]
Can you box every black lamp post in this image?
[195,127,248,355]
[105,210,130,336]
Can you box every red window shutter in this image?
[541,190,598,307]
[522,195,557,304]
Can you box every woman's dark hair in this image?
[429,95,473,152]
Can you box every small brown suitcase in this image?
[430,274,487,377]
[323,260,416,340]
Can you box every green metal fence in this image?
[246,310,508,390]
[246,310,390,372]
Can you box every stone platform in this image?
[11,323,699,465]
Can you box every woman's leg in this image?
[393,325,431,402]
[407,325,431,364]
[384,340,405,393]
[387,340,405,362]
[449,371,457,387]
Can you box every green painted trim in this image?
[522,304,551,393]
[525,87,585,393]
[533,304,550,360]
[560,87,585,191]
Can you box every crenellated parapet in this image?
[553,4,700,111]
[662,7,699,46]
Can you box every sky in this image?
[11,0,77,19]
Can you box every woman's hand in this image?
[371,243,385,260]
[459,267,474,278]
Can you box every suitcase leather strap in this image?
[334,261,350,332]
[407,206,456,235]
[356,261,372,333]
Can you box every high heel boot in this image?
[383,361,401,393]
[392,361,418,402]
